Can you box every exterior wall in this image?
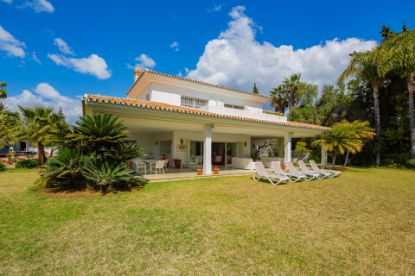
[134,82,287,122]
[172,130,251,165]
[128,132,173,159]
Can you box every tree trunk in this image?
[408,73,415,159]
[37,142,47,165]
[332,153,337,167]
[343,150,350,167]
[372,83,381,165]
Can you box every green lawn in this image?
[0,168,414,274]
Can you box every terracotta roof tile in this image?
[84,94,329,131]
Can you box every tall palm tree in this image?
[338,48,384,164]
[0,82,7,99]
[271,73,317,115]
[378,29,415,159]
[19,106,66,165]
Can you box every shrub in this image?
[15,159,38,169]
[406,159,415,169]
[0,162,5,171]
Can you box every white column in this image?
[321,143,327,168]
[203,124,213,175]
[284,132,293,162]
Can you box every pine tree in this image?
[252,82,259,94]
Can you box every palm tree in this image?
[338,48,384,164]
[313,121,374,167]
[66,114,129,156]
[378,29,415,159]
[271,73,317,115]
[0,82,7,99]
[336,120,376,166]
[19,106,66,165]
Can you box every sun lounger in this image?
[271,161,306,182]
[298,160,326,179]
[285,161,313,181]
[252,162,289,185]
[309,160,341,178]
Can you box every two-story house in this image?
[83,68,329,175]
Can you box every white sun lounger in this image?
[309,160,341,178]
[298,160,326,180]
[252,162,289,185]
[271,161,306,182]
[285,161,314,181]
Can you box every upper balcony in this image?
[199,105,287,123]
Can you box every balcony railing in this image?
[199,106,287,122]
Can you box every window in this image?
[181,96,208,109]
[224,104,244,110]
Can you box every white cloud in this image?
[170,41,179,52]
[130,53,156,69]
[47,53,111,80]
[188,6,377,93]
[0,25,26,58]
[2,0,13,4]
[53,38,74,55]
[208,4,222,13]
[20,0,54,13]
[4,83,82,123]
[31,51,41,64]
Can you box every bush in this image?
[0,162,5,171]
[15,159,38,169]
[406,159,415,169]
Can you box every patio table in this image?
[143,159,158,174]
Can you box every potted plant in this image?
[196,168,203,176]
[213,166,220,174]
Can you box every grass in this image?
[0,168,414,274]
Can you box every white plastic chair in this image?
[309,160,341,178]
[163,159,169,172]
[271,161,306,182]
[252,162,289,186]
[154,160,165,174]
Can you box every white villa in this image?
[83,68,329,175]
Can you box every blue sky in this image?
[1,0,414,121]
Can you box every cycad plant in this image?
[313,120,375,167]
[81,158,138,192]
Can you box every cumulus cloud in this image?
[47,53,111,80]
[20,0,54,13]
[4,83,82,123]
[53,38,74,55]
[0,25,26,58]
[127,53,156,69]
[170,41,179,52]
[31,51,41,64]
[187,6,377,93]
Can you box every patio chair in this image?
[309,160,341,178]
[271,161,306,182]
[252,162,289,186]
[133,158,146,175]
[189,156,198,169]
[163,159,169,172]
[298,160,324,180]
[285,161,311,181]
[154,160,165,174]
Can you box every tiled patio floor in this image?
[143,167,253,182]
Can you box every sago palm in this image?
[66,114,128,155]
[313,123,364,167]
